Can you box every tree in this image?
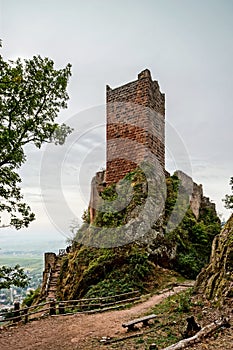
[0,264,29,289]
[0,50,72,229]
[223,177,233,210]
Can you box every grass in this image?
[134,288,194,348]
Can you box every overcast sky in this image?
[0,0,232,250]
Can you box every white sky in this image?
[0,0,233,249]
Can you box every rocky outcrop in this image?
[195,214,233,304]
[39,171,220,301]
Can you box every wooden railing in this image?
[0,290,140,325]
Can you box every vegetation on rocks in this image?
[56,169,220,300]
[56,243,180,300]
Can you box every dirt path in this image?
[0,286,189,350]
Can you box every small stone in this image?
[100,336,111,342]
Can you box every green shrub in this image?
[22,287,40,307]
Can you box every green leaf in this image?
[0,53,72,229]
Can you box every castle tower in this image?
[106,69,165,184]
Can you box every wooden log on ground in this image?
[160,318,230,350]
[122,314,157,331]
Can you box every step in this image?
[50,275,58,280]
[49,286,57,291]
[50,276,58,280]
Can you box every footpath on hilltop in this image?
[0,280,232,350]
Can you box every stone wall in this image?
[43,252,57,273]
[106,69,165,184]
[40,253,57,299]
[190,183,203,219]
[175,170,217,219]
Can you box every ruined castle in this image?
[89,69,166,222]
[41,69,217,300]
[89,69,215,221]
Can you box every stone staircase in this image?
[46,257,61,300]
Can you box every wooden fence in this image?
[0,290,140,325]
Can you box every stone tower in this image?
[106,69,165,184]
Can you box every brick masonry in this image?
[106,69,165,184]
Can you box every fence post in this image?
[79,300,82,312]
[49,299,56,316]
[24,308,28,324]
[58,302,65,314]
[13,301,21,323]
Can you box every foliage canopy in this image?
[0,51,72,229]
[0,264,29,289]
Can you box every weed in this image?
[136,337,144,344]
[175,290,192,313]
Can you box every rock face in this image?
[195,214,233,304]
